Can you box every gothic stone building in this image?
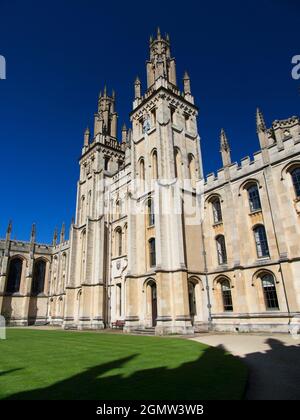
[1,30,300,335]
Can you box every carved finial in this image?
[134,76,141,99]
[84,126,90,146]
[220,128,230,151]
[166,33,170,42]
[103,84,107,97]
[112,89,116,99]
[256,108,266,133]
[183,71,191,94]
[30,223,36,243]
[6,220,12,235]
[60,222,65,243]
[53,227,58,246]
[122,123,127,144]
[220,129,231,167]
[183,71,190,80]
[157,27,161,39]
[127,128,132,146]
[5,220,12,241]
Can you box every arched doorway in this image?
[145,279,157,327]
[151,283,157,327]
[188,281,197,325]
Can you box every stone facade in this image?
[1,30,300,334]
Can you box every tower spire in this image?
[220,129,231,167]
[146,28,176,88]
[256,108,266,133]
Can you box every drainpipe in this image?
[201,220,212,329]
[263,170,291,324]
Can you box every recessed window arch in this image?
[149,238,156,267]
[80,195,86,225]
[174,147,182,179]
[6,257,23,294]
[115,227,122,257]
[115,199,121,219]
[138,157,145,190]
[88,190,92,217]
[147,198,155,226]
[32,259,46,295]
[220,279,233,311]
[247,183,261,212]
[253,225,269,258]
[80,229,86,282]
[261,273,279,310]
[291,167,300,198]
[216,235,227,265]
[210,196,222,224]
[151,149,158,180]
[188,153,196,187]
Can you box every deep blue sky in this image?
[0,0,299,243]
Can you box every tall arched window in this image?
[247,184,261,212]
[139,158,145,190]
[253,225,269,258]
[80,230,86,282]
[216,235,227,265]
[80,195,85,225]
[221,279,233,311]
[104,156,110,171]
[32,259,46,295]
[6,257,23,293]
[151,150,158,179]
[149,238,156,267]
[124,223,128,254]
[174,148,182,179]
[188,153,196,187]
[88,190,92,217]
[261,273,279,310]
[115,200,121,219]
[115,227,122,257]
[291,167,300,198]
[147,199,155,226]
[212,198,222,223]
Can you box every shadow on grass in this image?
[0,368,23,377]
[2,345,246,400]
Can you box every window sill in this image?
[212,221,223,227]
[249,209,262,216]
[256,256,270,262]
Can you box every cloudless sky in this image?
[0,0,299,243]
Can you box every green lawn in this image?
[0,329,247,400]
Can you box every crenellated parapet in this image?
[205,113,300,192]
